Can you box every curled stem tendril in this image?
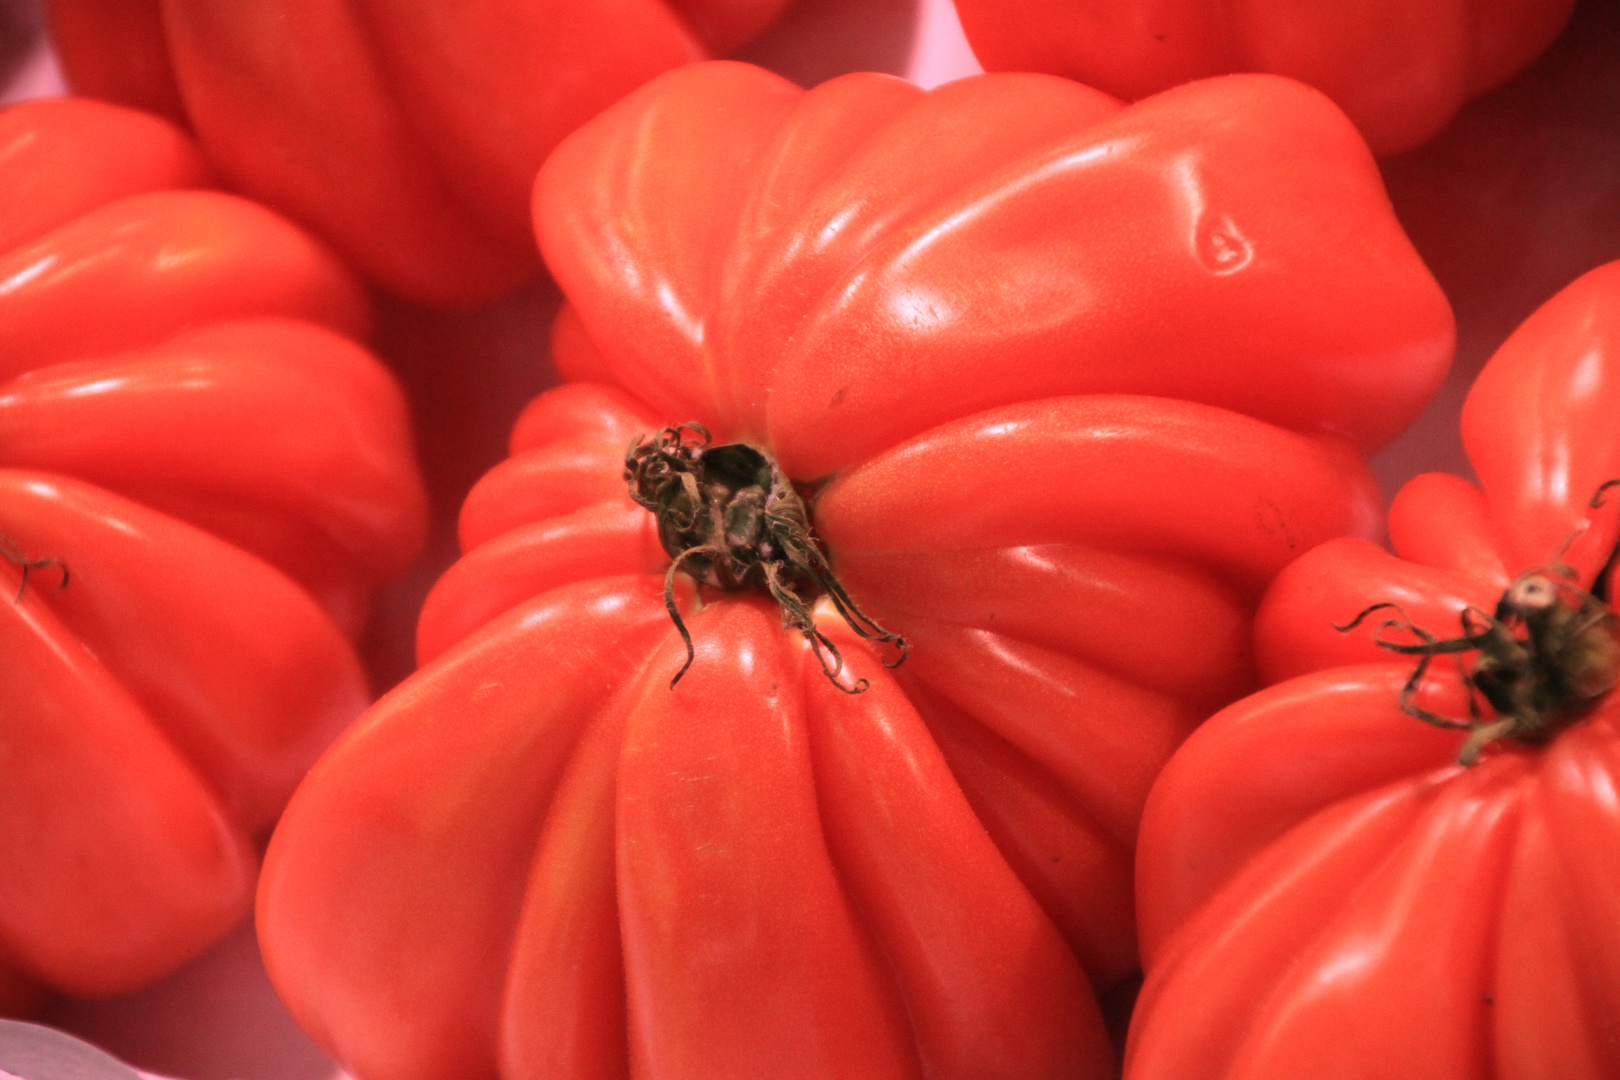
[1,535,68,604]
[1337,484,1620,765]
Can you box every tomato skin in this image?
[0,96,209,251]
[536,65,1454,469]
[0,97,426,1004]
[44,0,791,305]
[1459,263,1620,579]
[953,0,1576,155]
[261,578,677,1080]
[262,63,1452,1079]
[1129,260,1620,1079]
[1,551,256,998]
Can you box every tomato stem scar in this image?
[625,424,907,692]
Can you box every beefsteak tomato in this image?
[952,0,1577,156]
[1129,260,1620,1079]
[43,0,793,306]
[0,96,426,1013]
[258,62,1451,1080]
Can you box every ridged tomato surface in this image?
[44,0,793,304]
[954,0,1576,154]
[260,62,1454,1080]
[0,96,425,1013]
[1131,261,1620,1080]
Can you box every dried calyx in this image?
[624,424,907,692]
[1,535,67,604]
[1339,482,1620,766]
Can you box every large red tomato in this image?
[258,62,1451,1080]
[952,0,1577,155]
[42,0,793,306]
[0,96,426,1015]
[1129,260,1620,1079]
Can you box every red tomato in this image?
[1373,0,1620,484]
[1130,260,1620,1079]
[952,0,1577,155]
[42,0,793,306]
[258,62,1450,1080]
[0,97,426,1008]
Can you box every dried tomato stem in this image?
[626,424,907,692]
[1338,569,1620,765]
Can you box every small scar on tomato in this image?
[830,385,851,406]
[1483,993,1495,1006]
[1253,497,1298,550]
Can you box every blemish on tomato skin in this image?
[1195,210,1254,276]
[1253,497,1298,551]
[830,385,850,406]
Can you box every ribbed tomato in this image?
[258,62,1452,1080]
[1131,260,1620,1079]
[952,0,1576,155]
[43,0,793,304]
[0,96,425,1014]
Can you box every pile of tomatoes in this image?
[3,1,1618,1078]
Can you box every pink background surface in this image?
[3,0,1618,1077]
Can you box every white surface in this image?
[907,0,982,87]
[0,1020,164,1080]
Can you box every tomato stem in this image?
[624,424,907,692]
[1338,567,1620,766]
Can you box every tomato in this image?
[952,0,1577,156]
[1129,260,1620,1079]
[257,62,1450,1080]
[42,0,794,306]
[1374,0,1620,484]
[0,96,426,1010]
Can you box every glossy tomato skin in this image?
[953,0,1576,155]
[1129,260,1620,1080]
[535,64,1452,463]
[44,0,792,305]
[261,63,1452,1079]
[0,97,426,1007]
